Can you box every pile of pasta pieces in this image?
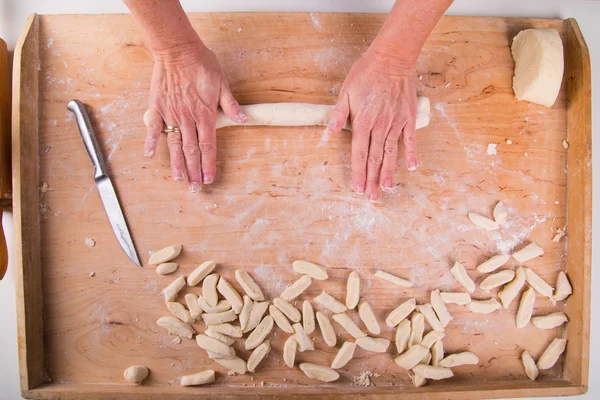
[124,202,572,387]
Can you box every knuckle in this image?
[368,155,383,165]
[354,150,369,162]
[193,106,213,121]
[199,142,215,153]
[182,143,200,156]
[167,134,182,147]
[384,145,398,156]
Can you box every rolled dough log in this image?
[143,96,430,131]
[511,29,564,107]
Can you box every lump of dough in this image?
[511,29,564,107]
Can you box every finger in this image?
[379,121,403,193]
[351,117,371,195]
[402,117,418,171]
[326,89,350,133]
[365,120,387,202]
[194,107,218,185]
[178,112,203,192]
[159,109,185,182]
[219,79,248,123]
[144,108,163,158]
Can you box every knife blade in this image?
[67,99,141,267]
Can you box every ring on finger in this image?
[162,125,180,134]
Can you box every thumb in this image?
[219,79,248,124]
[326,89,350,133]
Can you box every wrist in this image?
[362,46,416,77]
[151,37,207,66]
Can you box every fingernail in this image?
[173,170,184,181]
[355,184,365,194]
[408,162,418,171]
[203,174,214,184]
[381,180,393,192]
[326,121,337,133]
[368,192,379,202]
[189,182,200,193]
[235,111,249,123]
[144,149,154,158]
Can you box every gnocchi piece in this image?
[493,201,508,224]
[513,243,544,263]
[302,300,316,334]
[430,290,453,327]
[293,323,314,352]
[205,328,235,346]
[217,277,244,314]
[395,345,429,370]
[332,313,366,339]
[516,287,536,328]
[480,269,516,291]
[524,267,555,303]
[163,276,186,303]
[331,341,357,369]
[156,262,178,275]
[531,312,568,329]
[167,302,194,324]
[123,365,149,384]
[440,352,479,367]
[202,273,220,307]
[522,350,539,381]
[149,244,182,265]
[554,271,572,301]
[201,310,238,326]
[198,298,231,314]
[440,292,472,305]
[498,267,526,308]
[180,370,215,386]
[280,275,312,301]
[273,298,301,322]
[537,338,567,370]
[386,298,416,327]
[395,319,411,354]
[156,316,194,339]
[408,312,425,347]
[476,254,510,273]
[195,334,233,357]
[235,270,265,301]
[269,305,294,333]
[420,331,445,349]
[356,337,390,353]
[292,260,329,280]
[358,299,380,335]
[187,261,216,286]
[468,212,498,230]
[239,296,253,331]
[374,270,414,288]
[244,301,270,333]
[416,304,444,332]
[314,291,347,313]
[316,311,337,347]
[247,340,271,373]
[346,271,360,309]
[299,363,340,382]
[466,298,501,314]
[412,364,454,380]
[450,262,476,293]
[184,293,203,320]
[245,316,274,350]
[283,336,298,368]
[214,357,247,374]
[210,323,243,338]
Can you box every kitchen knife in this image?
[67,100,141,267]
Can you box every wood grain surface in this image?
[14,12,591,399]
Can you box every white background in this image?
[0,1,597,399]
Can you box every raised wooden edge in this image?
[12,13,46,394]
[21,380,586,400]
[562,18,592,390]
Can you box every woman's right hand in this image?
[144,40,248,192]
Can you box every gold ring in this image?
[163,126,180,134]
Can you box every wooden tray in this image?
[13,12,591,399]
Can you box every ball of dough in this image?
[123,365,149,384]
[511,29,564,107]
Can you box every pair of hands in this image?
[145,43,418,201]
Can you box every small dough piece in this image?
[196,334,233,357]
[498,267,526,308]
[450,262,476,293]
[292,260,328,280]
[214,357,247,374]
[516,287,536,328]
[293,323,314,352]
[245,316,274,350]
[202,273,220,307]
[302,300,316,334]
[395,345,429,370]
[416,304,444,332]
[511,29,564,107]
[412,364,453,380]
[273,298,301,322]
[386,298,417,327]
[410,370,428,388]
[524,267,555,303]
[198,298,231,314]
[156,316,194,339]
[374,270,414,288]
[480,269,516,292]
[185,293,203,320]
[395,319,411,354]
[207,349,235,360]
[314,291,347,313]
[356,337,390,353]
[163,276,186,303]
[210,323,243,338]
[280,275,312,301]
[85,238,96,248]
[235,270,265,301]
[167,301,194,324]
[431,290,453,327]
[244,301,270,333]
[477,254,511,273]
[124,365,149,384]
[513,243,545,263]
[440,292,472,305]
[316,311,337,347]
[283,336,297,368]
[332,313,366,339]
[202,310,238,326]
[239,296,253,331]
[431,340,444,366]
[440,352,479,367]
[299,363,339,383]
[217,277,244,314]
[358,299,380,335]
[420,331,445,349]
[467,298,501,314]
[554,271,572,301]
[188,261,216,286]
[331,341,357,369]
[537,338,568,370]
[493,201,508,224]
[421,351,432,365]
[532,312,568,329]
[205,328,235,346]
[156,262,178,275]
[247,340,271,373]
[346,271,360,309]
[408,312,425,347]
[149,244,182,265]
[468,212,499,230]
[180,370,215,386]
[522,350,539,381]
[269,305,294,333]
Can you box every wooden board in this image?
[13,12,591,399]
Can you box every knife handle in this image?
[67,100,108,181]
